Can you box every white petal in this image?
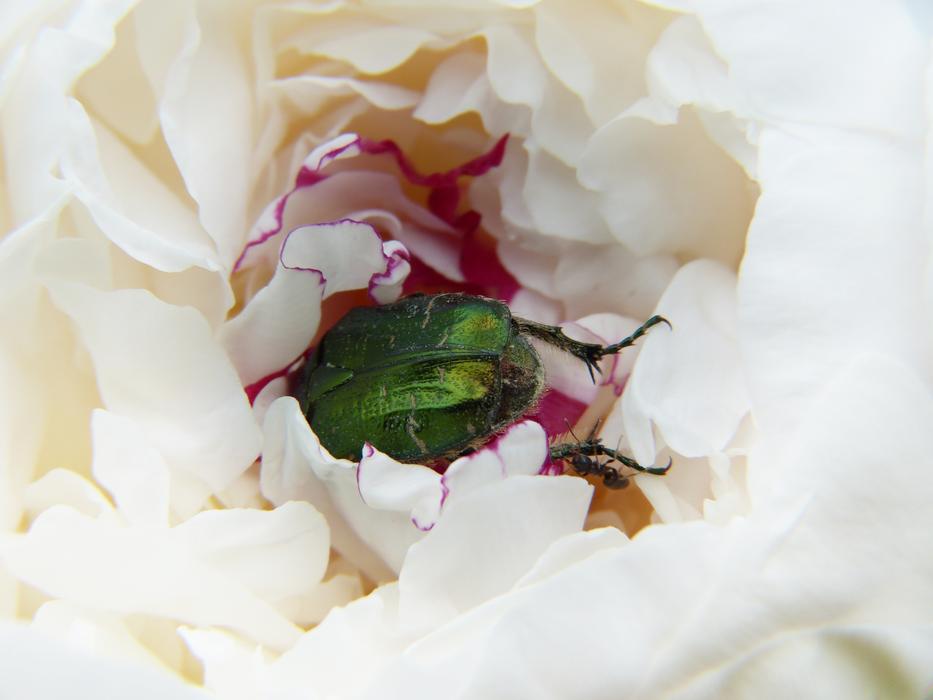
[662,0,926,134]
[499,234,679,321]
[220,259,324,386]
[0,622,210,700]
[169,501,330,612]
[251,376,290,426]
[61,110,221,273]
[0,338,47,528]
[322,465,429,576]
[415,51,528,135]
[292,22,439,75]
[514,526,628,587]
[46,281,262,495]
[618,259,748,463]
[738,126,928,445]
[274,74,421,112]
[397,475,592,629]
[370,239,410,304]
[225,211,414,392]
[5,1,931,696]
[75,11,160,144]
[260,585,403,699]
[483,23,547,109]
[91,410,170,528]
[442,420,549,500]
[276,573,364,628]
[152,1,256,265]
[33,600,173,672]
[522,148,611,243]
[684,626,933,698]
[1,1,134,223]
[281,220,398,297]
[22,469,114,523]
[357,444,444,532]
[578,111,754,264]
[260,397,397,583]
[0,506,302,651]
[247,476,593,697]
[642,16,758,176]
[533,0,654,123]
[507,287,563,325]
[179,627,268,700]
[240,164,455,280]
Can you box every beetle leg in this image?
[513,318,603,381]
[596,315,671,360]
[514,315,671,383]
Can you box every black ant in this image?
[549,421,671,490]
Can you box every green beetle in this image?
[296,293,670,487]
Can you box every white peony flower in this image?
[1,0,932,698]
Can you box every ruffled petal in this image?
[442,420,550,498]
[357,444,444,533]
[0,622,210,700]
[46,281,262,505]
[0,501,316,651]
[619,259,748,464]
[183,474,593,697]
[260,396,398,582]
[5,1,931,697]
[90,410,171,528]
[149,2,257,266]
[285,355,931,696]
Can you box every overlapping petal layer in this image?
[0,0,930,697]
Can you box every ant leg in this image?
[514,315,672,383]
[589,442,672,476]
[549,439,671,477]
[599,465,630,490]
[559,451,630,489]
